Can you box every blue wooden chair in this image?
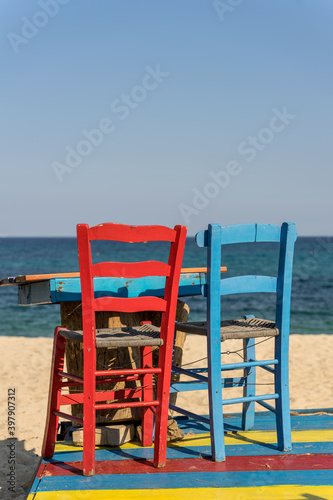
[170,222,297,461]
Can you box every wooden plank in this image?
[26,486,333,500]
[26,411,333,499]
[25,468,333,491]
[220,275,277,295]
[41,440,333,464]
[181,267,227,273]
[7,267,227,285]
[87,223,177,243]
[54,429,333,452]
[17,272,216,305]
[15,272,80,283]
[40,454,333,477]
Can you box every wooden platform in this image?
[27,410,333,499]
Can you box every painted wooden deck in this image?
[27,410,333,499]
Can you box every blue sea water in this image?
[0,236,332,337]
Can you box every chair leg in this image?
[153,341,172,468]
[42,327,66,459]
[83,344,96,476]
[242,338,256,430]
[141,346,154,447]
[274,333,292,451]
[207,328,225,462]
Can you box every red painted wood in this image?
[88,223,176,243]
[95,368,162,376]
[60,387,146,406]
[60,375,142,389]
[41,454,333,477]
[42,327,66,459]
[92,261,171,278]
[95,400,160,410]
[141,346,154,447]
[153,226,187,468]
[36,461,48,479]
[93,296,167,313]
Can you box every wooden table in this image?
[1,267,226,425]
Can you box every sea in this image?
[0,236,332,337]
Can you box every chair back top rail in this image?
[196,223,289,247]
[88,223,177,243]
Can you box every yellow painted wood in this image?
[27,485,333,500]
[54,428,333,452]
[169,429,333,447]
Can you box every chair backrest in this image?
[195,223,297,333]
[77,223,187,344]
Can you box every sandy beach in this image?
[1,334,332,499]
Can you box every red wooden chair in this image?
[42,223,187,475]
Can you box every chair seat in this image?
[58,323,163,347]
[175,317,278,341]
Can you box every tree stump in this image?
[60,300,189,424]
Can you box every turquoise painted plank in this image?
[196,224,282,247]
[53,273,205,301]
[220,224,282,245]
[48,441,333,463]
[28,476,41,496]
[54,276,167,301]
[170,382,208,393]
[220,275,277,295]
[201,275,277,297]
[34,469,333,492]
[19,273,206,305]
[274,222,297,452]
[206,224,225,461]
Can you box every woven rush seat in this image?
[58,323,163,347]
[175,317,278,341]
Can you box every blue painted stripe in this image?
[47,441,333,464]
[29,476,42,495]
[34,469,333,492]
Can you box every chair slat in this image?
[93,296,167,313]
[219,275,278,296]
[88,223,176,242]
[92,261,171,278]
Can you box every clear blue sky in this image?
[1,0,332,236]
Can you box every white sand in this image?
[0,334,332,499]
